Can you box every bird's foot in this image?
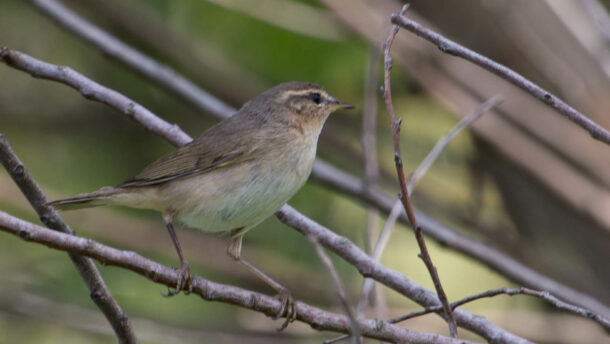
[164,262,192,297]
[274,288,296,331]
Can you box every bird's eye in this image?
[309,92,322,104]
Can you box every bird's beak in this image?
[328,97,355,110]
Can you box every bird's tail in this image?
[47,187,122,211]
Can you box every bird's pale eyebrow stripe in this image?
[281,89,327,100]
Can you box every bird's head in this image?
[244,81,353,131]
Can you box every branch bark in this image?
[0,210,475,344]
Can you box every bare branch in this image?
[390,11,610,145]
[0,211,475,344]
[407,95,504,195]
[309,236,360,344]
[382,4,457,337]
[389,287,610,331]
[23,1,607,324]
[0,134,137,344]
[32,0,236,120]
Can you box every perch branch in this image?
[382,4,457,337]
[0,211,475,344]
[0,134,137,344]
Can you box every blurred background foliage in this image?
[1,0,609,343]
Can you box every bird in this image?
[48,81,353,328]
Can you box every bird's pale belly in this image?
[158,153,313,234]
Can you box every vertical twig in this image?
[382,4,458,338]
[358,43,385,319]
[309,236,361,344]
[0,134,137,344]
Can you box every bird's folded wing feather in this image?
[118,118,261,187]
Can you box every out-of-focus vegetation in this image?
[1,0,609,343]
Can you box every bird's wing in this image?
[118,117,261,188]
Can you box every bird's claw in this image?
[274,288,296,331]
[163,262,192,297]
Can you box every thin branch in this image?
[24,0,610,323]
[309,236,361,344]
[0,134,137,344]
[389,287,610,331]
[382,4,457,338]
[0,211,475,344]
[32,0,236,120]
[407,95,504,195]
[390,11,610,145]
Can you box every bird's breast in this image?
[164,140,317,233]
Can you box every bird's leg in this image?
[163,214,192,296]
[227,231,296,331]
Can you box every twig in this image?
[276,206,532,344]
[390,11,610,145]
[32,0,235,120]
[358,43,383,319]
[407,95,504,194]
[24,0,610,322]
[389,287,610,331]
[0,134,137,344]
[309,236,360,344]
[382,4,457,338]
[0,46,529,342]
[0,211,475,344]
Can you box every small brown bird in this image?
[49,81,353,327]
